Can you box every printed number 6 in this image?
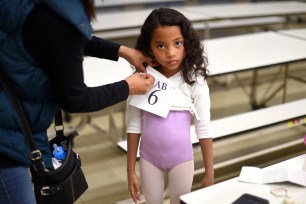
[148,90,161,105]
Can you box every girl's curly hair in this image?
[135,7,209,85]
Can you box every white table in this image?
[94,1,306,32]
[204,31,306,109]
[275,28,306,94]
[95,0,185,8]
[206,31,306,75]
[178,1,306,37]
[92,1,306,40]
[83,57,133,87]
[180,154,306,204]
[181,1,306,21]
[93,1,306,39]
[92,8,214,32]
[276,28,306,40]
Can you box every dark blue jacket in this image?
[0,0,92,168]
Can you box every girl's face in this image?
[150,25,186,78]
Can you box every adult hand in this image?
[118,45,158,73]
[125,72,155,95]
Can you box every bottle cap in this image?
[52,144,66,160]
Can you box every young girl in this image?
[126,8,214,204]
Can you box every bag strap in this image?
[54,108,65,139]
[0,74,63,172]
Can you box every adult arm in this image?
[23,4,129,113]
[85,37,156,74]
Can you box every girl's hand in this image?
[201,172,214,188]
[128,173,141,203]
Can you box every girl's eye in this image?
[157,44,165,49]
[175,41,183,46]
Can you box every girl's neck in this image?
[156,66,181,78]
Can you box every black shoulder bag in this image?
[0,74,88,204]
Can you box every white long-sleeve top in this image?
[126,68,212,139]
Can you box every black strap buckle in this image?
[40,186,62,196]
[30,150,45,172]
[33,161,45,172]
[54,124,64,132]
[30,150,42,161]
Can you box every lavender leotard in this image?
[140,110,193,171]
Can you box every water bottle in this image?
[52,143,66,163]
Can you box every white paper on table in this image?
[129,67,174,118]
[238,166,306,187]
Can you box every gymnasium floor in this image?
[56,18,306,204]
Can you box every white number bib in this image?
[129,67,174,118]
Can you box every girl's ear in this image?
[148,47,159,65]
[151,58,159,67]
[150,55,159,67]
[148,47,154,56]
[149,52,156,60]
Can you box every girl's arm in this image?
[192,79,214,187]
[199,138,214,188]
[127,133,141,203]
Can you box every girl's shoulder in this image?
[170,70,208,90]
[190,74,209,96]
[194,75,208,86]
[189,70,207,86]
